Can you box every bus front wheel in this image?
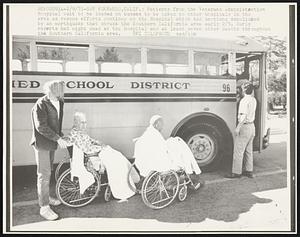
[180,122,224,171]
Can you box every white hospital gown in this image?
[134,126,201,177]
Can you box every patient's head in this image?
[150,115,164,132]
[73,112,87,131]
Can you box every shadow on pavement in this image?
[12,137,287,227]
[12,172,287,227]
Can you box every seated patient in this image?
[134,115,203,189]
[64,112,137,201]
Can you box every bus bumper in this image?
[262,128,271,149]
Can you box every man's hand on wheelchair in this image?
[58,137,69,149]
[61,136,73,147]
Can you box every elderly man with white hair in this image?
[134,115,203,189]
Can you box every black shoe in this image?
[187,174,201,190]
[193,182,201,190]
[194,179,205,190]
[189,174,199,184]
[243,171,254,178]
[225,173,242,178]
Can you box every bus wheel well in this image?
[171,113,233,170]
[172,113,232,140]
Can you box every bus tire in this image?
[180,122,225,171]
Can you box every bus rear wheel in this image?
[180,122,224,171]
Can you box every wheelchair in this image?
[128,162,201,209]
[55,145,112,208]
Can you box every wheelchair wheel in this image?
[103,185,112,202]
[56,169,100,208]
[141,170,179,209]
[127,162,141,193]
[178,184,188,202]
[55,157,71,182]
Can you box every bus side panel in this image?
[12,72,236,166]
[12,101,186,166]
[190,101,236,135]
[12,100,236,166]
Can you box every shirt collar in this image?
[50,98,59,103]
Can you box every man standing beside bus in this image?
[30,80,68,221]
[226,82,257,179]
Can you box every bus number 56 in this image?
[222,84,230,92]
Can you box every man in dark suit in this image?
[30,80,68,221]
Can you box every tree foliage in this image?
[252,36,287,109]
[96,47,122,62]
[16,45,30,62]
[268,71,287,92]
[17,46,74,62]
[38,48,73,61]
[252,36,287,93]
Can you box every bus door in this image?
[236,52,267,152]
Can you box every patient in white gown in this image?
[64,112,138,202]
[133,115,203,189]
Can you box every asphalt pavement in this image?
[8,115,291,232]
[11,172,288,232]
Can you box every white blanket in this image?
[134,126,201,176]
[99,146,137,200]
[71,144,137,200]
[70,145,95,194]
[166,137,201,175]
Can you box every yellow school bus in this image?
[11,35,269,170]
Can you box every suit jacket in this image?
[30,95,64,150]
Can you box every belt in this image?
[244,122,254,124]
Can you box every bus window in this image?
[207,65,217,75]
[12,41,31,71]
[134,63,164,74]
[196,65,221,75]
[194,52,227,76]
[12,59,22,71]
[101,62,132,73]
[95,47,140,73]
[249,60,260,87]
[148,49,188,74]
[166,64,189,74]
[133,64,141,73]
[37,45,88,72]
[219,65,228,75]
[66,61,90,72]
[37,60,63,72]
[236,61,245,75]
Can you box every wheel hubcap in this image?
[178,186,187,201]
[187,133,216,164]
